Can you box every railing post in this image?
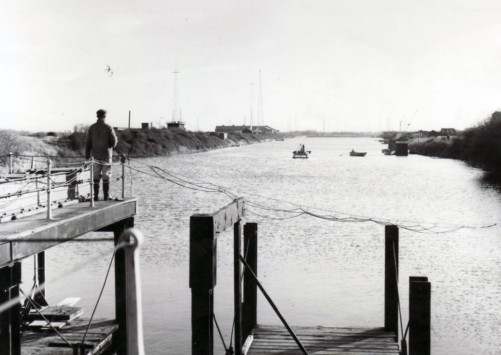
[190,215,216,355]
[384,225,398,340]
[8,152,13,174]
[90,157,95,207]
[243,223,258,339]
[121,155,126,200]
[46,159,52,220]
[234,220,242,355]
[409,277,431,355]
[119,229,145,355]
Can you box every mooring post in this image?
[190,215,216,355]
[0,262,22,355]
[243,223,258,339]
[234,220,243,355]
[119,229,145,355]
[34,252,48,307]
[113,218,134,355]
[384,225,399,340]
[409,277,431,355]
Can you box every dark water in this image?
[28,137,501,354]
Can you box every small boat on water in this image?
[349,149,367,157]
[293,144,311,159]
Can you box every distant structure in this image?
[141,122,152,130]
[215,125,278,134]
[167,66,186,131]
[167,121,186,131]
[440,128,457,136]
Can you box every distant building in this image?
[440,128,456,136]
[167,121,186,131]
[215,125,278,134]
[141,122,152,130]
[210,132,227,140]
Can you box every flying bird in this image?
[105,64,113,77]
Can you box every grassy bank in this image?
[59,129,282,158]
[0,128,285,172]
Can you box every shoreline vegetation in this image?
[385,111,501,181]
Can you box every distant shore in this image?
[391,111,501,182]
[0,129,291,172]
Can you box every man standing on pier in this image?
[85,109,118,201]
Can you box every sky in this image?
[1,0,501,133]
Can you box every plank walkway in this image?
[0,198,137,268]
[247,325,400,355]
[21,318,117,354]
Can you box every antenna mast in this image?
[172,66,179,122]
[258,69,264,126]
[249,82,254,127]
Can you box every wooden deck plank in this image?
[21,318,117,355]
[247,325,401,355]
[0,198,137,267]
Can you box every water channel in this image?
[30,137,501,354]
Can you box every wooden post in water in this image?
[112,218,134,355]
[384,225,399,340]
[409,277,431,355]
[33,252,48,306]
[190,215,216,355]
[120,229,145,355]
[0,262,22,355]
[243,223,258,339]
[234,220,242,355]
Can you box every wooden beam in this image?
[192,197,244,234]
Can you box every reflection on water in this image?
[32,137,501,354]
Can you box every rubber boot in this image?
[103,181,110,201]
[93,181,100,201]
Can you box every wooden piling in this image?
[234,220,242,355]
[0,262,21,355]
[112,218,134,355]
[384,225,399,340]
[243,223,258,339]
[34,252,48,307]
[190,215,217,355]
[409,277,431,355]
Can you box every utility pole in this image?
[249,82,254,127]
[128,110,131,130]
[172,66,179,122]
[258,70,264,126]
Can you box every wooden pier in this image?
[190,199,432,355]
[0,198,137,355]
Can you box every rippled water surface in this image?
[34,137,501,354]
